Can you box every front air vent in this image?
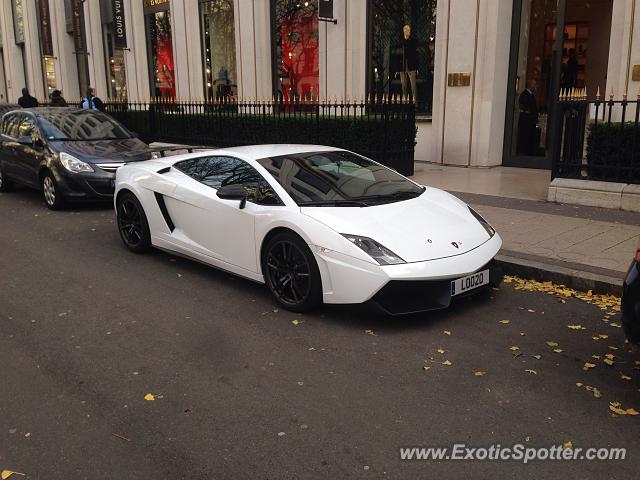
[157,166,171,174]
[154,192,175,232]
[96,162,125,173]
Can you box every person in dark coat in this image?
[517,79,540,155]
[50,90,67,107]
[18,88,39,108]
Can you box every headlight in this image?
[341,234,405,265]
[468,206,495,237]
[59,152,94,173]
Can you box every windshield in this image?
[257,151,424,206]
[38,111,133,141]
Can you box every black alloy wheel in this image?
[263,232,322,312]
[117,192,151,253]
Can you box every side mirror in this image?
[216,183,247,209]
[18,136,33,146]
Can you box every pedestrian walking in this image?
[18,88,39,108]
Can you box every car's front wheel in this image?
[262,232,322,312]
[116,192,151,253]
[42,171,64,210]
[0,168,13,192]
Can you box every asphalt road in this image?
[0,188,638,479]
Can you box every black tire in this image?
[262,231,322,312]
[0,167,13,192]
[41,170,65,210]
[116,192,151,253]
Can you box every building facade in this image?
[0,0,634,170]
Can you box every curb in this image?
[495,254,624,297]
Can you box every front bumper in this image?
[53,166,116,201]
[622,260,640,346]
[314,233,503,314]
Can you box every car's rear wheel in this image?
[263,232,322,312]
[0,168,13,192]
[42,171,64,210]
[116,192,151,253]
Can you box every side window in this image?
[175,156,282,206]
[18,116,40,141]
[2,114,22,139]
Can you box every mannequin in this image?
[401,24,418,104]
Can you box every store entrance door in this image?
[503,0,613,169]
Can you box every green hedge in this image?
[107,107,417,175]
[587,122,640,183]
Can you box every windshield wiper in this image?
[298,199,369,207]
[358,189,424,203]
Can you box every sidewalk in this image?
[412,162,640,293]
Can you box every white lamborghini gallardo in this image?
[114,145,502,314]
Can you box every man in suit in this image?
[18,88,39,108]
[517,79,539,155]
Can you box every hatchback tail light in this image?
[635,248,640,263]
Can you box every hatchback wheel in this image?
[42,171,64,210]
[0,169,13,192]
[263,232,322,312]
[117,192,151,253]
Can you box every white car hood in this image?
[301,188,492,263]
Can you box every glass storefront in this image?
[504,0,612,168]
[367,0,436,115]
[100,0,128,100]
[145,8,175,98]
[200,0,237,101]
[104,31,128,100]
[43,57,56,95]
[271,0,319,103]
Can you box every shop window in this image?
[146,10,175,98]
[43,57,56,95]
[200,0,237,101]
[367,0,436,116]
[104,30,128,100]
[271,0,319,103]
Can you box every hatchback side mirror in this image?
[18,136,34,146]
[217,183,247,209]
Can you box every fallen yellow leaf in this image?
[553,349,563,353]
[546,341,559,347]
[576,382,583,387]
[443,330,451,336]
[598,334,609,339]
[364,329,377,336]
[626,408,639,416]
[563,441,573,449]
[609,404,627,415]
[520,332,526,336]
[510,346,519,351]
[525,369,537,375]
[144,393,155,401]
[437,348,445,354]
[583,362,596,371]
[620,373,632,381]
[499,320,510,324]
[603,358,614,366]
[442,360,452,366]
[567,324,586,330]
[527,309,535,313]
[1,472,25,480]
[474,371,486,376]
[291,319,302,326]
[532,355,542,360]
